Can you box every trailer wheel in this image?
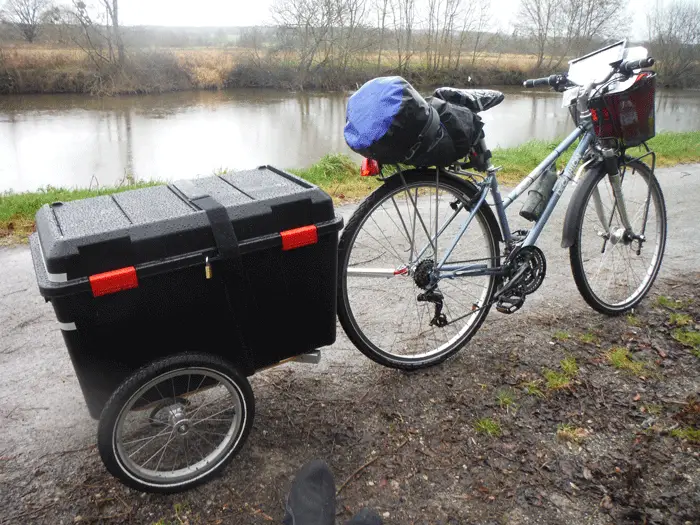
[97,353,254,493]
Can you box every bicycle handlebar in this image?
[619,57,655,74]
[523,75,562,88]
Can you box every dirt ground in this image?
[1,276,698,525]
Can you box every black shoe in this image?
[283,460,336,525]
[345,508,383,525]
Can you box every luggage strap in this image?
[405,104,440,161]
[191,195,241,261]
[191,195,255,375]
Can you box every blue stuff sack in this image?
[344,76,481,167]
[344,76,441,165]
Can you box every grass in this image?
[608,347,647,375]
[670,427,700,443]
[556,423,590,443]
[2,130,699,244]
[492,131,700,185]
[496,389,516,410]
[560,357,579,378]
[522,380,545,398]
[474,417,502,437]
[656,295,693,310]
[672,328,700,355]
[542,357,579,390]
[552,330,571,341]
[543,369,571,390]
[578,331,600,344]
[627,314,642,327]
[669,312,693,327]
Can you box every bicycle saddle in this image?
[432,87,505,113]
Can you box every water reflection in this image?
[0,87,698,192]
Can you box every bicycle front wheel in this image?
[569,159,667,315]
[338,171,500,370]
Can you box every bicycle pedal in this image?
[496,294,525,314]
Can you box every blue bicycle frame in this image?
[431,126,595,280]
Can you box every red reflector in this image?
[361,158,380,177]
[89,266,138,297]
[591,108,598,122]
[281,225,318,251]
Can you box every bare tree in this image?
[101,0,124,65]
[374,0,389,71]
[552,0,627,67]
[517,0,560,68]
[647,0,700,86]
[1,0,51,42]
[390,0,415,73]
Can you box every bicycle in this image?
[338,41,666,370]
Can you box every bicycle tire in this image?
[97,352,255,493]
[569,158,667,315]
[338,170,501,370]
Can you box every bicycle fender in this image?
[561,164,605,249]
[384,168,503,243]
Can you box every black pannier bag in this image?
[344,76,482,167]
[432,87,505,113]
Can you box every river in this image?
[1,87,699,192]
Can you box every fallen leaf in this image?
[633,393,641,402]
[583,467,593,480]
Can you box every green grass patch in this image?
[2,131,699,244]
[290,153,381,200]
[552,330,571,342]
[669,313,693,327]
[522,380,545,398]
[544,369,571,390]
[491,131,700,184]
[496,389,516,410]
[578,331,600,344]
[608,347,647,375]
[556,423,590,443]
[670,426,700,443]
[474,417,502,437]
[656,295,693,310]
[560,357,579,378]
[672,328,700,354]
[626,314,642,327]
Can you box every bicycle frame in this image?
[434,127,595,280]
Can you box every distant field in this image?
[0,44,540,94]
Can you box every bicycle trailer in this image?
[29,166,343,420]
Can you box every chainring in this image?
[507,245,547,296]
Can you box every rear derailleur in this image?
[417,288,448,327]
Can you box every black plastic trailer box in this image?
[30,166,343,418]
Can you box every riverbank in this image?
[0,46,533,95]
[2,131,699,244]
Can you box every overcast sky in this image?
[113,0,688,40]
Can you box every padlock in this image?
[205,257,212,279]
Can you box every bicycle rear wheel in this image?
[569,159,666,315]
[338,170,500,370]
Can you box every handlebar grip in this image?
[523,75,556,88]
[620,57,655,74]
